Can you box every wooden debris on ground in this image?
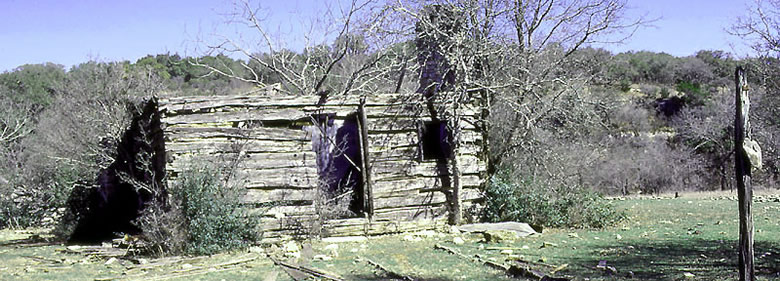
[434,243,569,281]
[358,256,414,281]
[0,234,57,248]
[269,255,344,281]
[94,253,260,281]
[60,245,130,257]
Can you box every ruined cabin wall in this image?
[158,92,486,239]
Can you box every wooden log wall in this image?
[158,90,487,241]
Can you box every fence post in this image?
[734,66,755,281]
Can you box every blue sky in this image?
[0,0,754,73]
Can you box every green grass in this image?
[1,193,778,280]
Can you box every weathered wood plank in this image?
[372,188,481,210]
[243,188,317,204]
[371,157,486,178]
[258,217,319,233]
[170,151,317,168]
[164,126,312,142]
[160,94,411,112]
[163,108,477,127]
[166,139,312,154]
[169,161,317,174]
[164,109,311,125]
[372,175,483,196]
[249,205,317,217]
[372,205,448,221]
[239,170,319,189]
[367,118,479,132]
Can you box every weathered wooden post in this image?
[357,97,374,218]
[735,66,759,281]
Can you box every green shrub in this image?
[659,87,671,98]
[176,164,257,255]
[139,163,257,255]
[482,176,626,229]
[677,81,709,105]
[619,79,632,92]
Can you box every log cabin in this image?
[158,87,488,241]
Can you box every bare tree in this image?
[0,89,34,186]
[732,0,780,186]
[196,0,646,186]
[0,91,34,146]
[674,87,736,191]
[732,0,780,56]
[20,62,162,200]
[373,0,645,181]
[193,0,413,97]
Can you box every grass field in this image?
[1,191,778,280]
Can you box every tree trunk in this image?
[734,66,755,281]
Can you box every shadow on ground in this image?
[573,238,779,280]
[348,274,453,281]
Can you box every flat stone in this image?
[458,222,538,237]
[414,230,437,237]
[452,237,465,245]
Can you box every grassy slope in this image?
[0,192,778,280]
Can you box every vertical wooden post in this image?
[734,66,755,281]
[357,97,374,218]
[448,118,462,225]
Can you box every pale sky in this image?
[0,0,755,73]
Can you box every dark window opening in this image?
[310,113,365,217]
[420,120,452,161]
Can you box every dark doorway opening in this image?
[311,113,365,217]
[420,120,452,161]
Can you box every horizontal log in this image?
[170,151,317,168]
[258,216,320,233]
[372,175,483,196]
[166,139,312,154]
[371,157,486,178]
[369,148,418,162]
[168,161,317,175]
[165,165,319,189]
[164,126,312,142]
[368,142,481,157]
[373,192,444,210]
[239,171,319,189]
[372,205,448,221]
[372,188,481,210]
[242,187,317,205]
[366,118,479,132]
[161,94,411,112]
[165,104,475,120]
[249,204,316,217]
[168,157,317,173]
[161,93,477,113]
[164,108,310,125]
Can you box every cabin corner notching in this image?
[159,91,486,240]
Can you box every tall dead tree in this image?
[415,4,465,224]
[734,66,761,281]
